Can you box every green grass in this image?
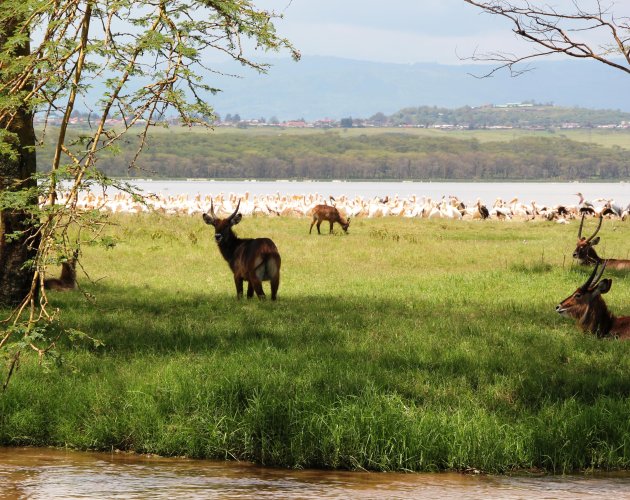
[2,215,630,473]
[174,126,630,150]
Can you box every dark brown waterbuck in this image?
[203,200,281,300]
[573,215,630,271]
[309,204,350,234]
[556,261,630,340]
[43,250,78,291]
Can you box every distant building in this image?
[313,118,337,128]
[494,102,535,108]
[281,120,309,128]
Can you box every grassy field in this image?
[171,126,630,150]
[1,214,630,473]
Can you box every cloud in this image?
[278,22,531,65]
[205,1,630,66]
[258,0,630,64]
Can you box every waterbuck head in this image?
[556,262,611,317]
[573,214,602,264]
[203,200,242,243]
[555,261,618,339]
[340,216,351,233]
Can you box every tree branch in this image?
[463,0,630,76]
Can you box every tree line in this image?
[387,105,630,129]
[37,129,630,181]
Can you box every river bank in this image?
[2,447,630,499]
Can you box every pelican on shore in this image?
[46,189,629,223]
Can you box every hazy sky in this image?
[254,0,629,65]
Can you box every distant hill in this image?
[205,56,630,121]
[388,105,630,128]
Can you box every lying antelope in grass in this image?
[203,200,281,300]
[573,215,630,271]
[556,261,630,340]
[309,204,350,234]
[44,250,79,291]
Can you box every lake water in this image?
[2,448,630,499]
[120,180,629,207]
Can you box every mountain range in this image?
[204,56,630,121]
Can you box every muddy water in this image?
[1,447,630,499]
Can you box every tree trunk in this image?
[0,22,38,307]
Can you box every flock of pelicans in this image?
[71,190,630,221]
[48,189,629,339]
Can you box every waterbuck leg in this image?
[234,277,244,299]
[309,218,317,234]
[250,277,266,299]
[316,221,322,234]
[270,273,280,301]
[329,221,334,233]
[247,282,254,299]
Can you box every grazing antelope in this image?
[573,215,630,271]
[203,200,281,300]
[556,262,630,339]
[309,204,350,234]
[44,250,79,291]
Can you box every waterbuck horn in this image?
[592,260,607,286]
[577,214,585,239]
[581,260,607,291]
[228,199,241,221]
[586,215,603,242]
[209,199,217,220]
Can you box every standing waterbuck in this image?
[309,204,350,234]
[556,261,630,340]
[573,215,630,271]
[203,200,281,300]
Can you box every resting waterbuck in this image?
[573,215,630,271]
[44,250,79,291]
[309,204,350,234]
[556,262,630,340]
[203,200,281,300]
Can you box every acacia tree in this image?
[1,14,38,309]
[0,0,297,386]
[463,0,630,76]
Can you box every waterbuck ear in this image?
[591,236,600,246]
[596,278,612,295]
[231,213,243,226]
[202,213,215,226]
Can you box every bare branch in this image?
[463,0,630,76]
